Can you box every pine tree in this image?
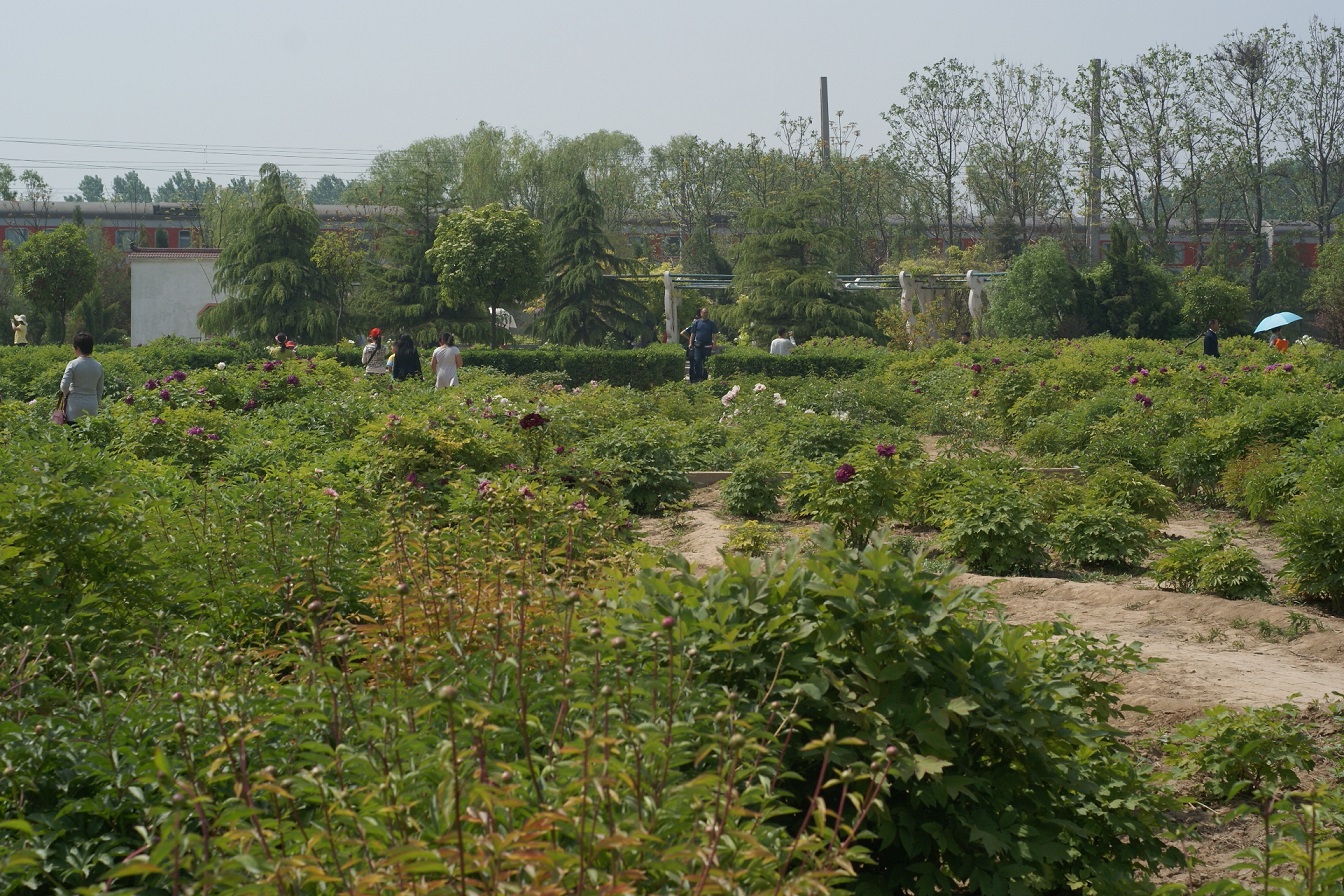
[532,173,649,345]
[733,191,880,344]
[199,164,331,341]
[680,221,732,275]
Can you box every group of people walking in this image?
[37,327,465,427]
[361,329,462,389]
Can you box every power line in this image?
[0,135,384,160]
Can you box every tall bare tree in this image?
[1281,17,1344,242]
[1204,27,1293,300]
[968,60,1073,249]
[884,59,986,253]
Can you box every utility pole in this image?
[1087,58,1103,264]
[820,76,831,166]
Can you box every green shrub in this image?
[787,446,906,547]
[937,475,1049,574]
[1197,545,1273,600]
[578,420,690,513]
[1050,503,1156,569]
[1150,537,1211,592]
[709,343,884,380]
[721,458,783,518]
[723,519,781,555]
[617,530,1180,894]
[1086,462,1178,522]
[1161,425,1235,501]
[1221,443,1294,521]
[1164,704,1318,802]
[468,344,685,388]
[1150,525,1272,599]
[1275,488,1344,608]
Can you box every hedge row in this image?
[465,344,686,388]
[709,346,887,379]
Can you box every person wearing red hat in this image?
[362,328,389,377]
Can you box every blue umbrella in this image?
[1253,311,1303,334]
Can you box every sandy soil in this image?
[636,483,1344,887]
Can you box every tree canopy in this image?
[6,222,98,344]
[532,173,649,346]
[985,238,1079,338]
[733,190,880,343]
[426,203,543,348]
[199,164,330,341]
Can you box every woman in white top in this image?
[361,328,389,376]
[60,331,105,421]
[430,332,463,388]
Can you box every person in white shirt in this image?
[430,332,463,388]
[769,328,795,356]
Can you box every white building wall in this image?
[130,256,219,344]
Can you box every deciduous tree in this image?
[65,175,105,203]
[111,171,152,203]
[1079,47,1209,260]
[427,203,543,348]
[1176,270,1251,332]
[968,61,1072,249]
[155,170,213,203]
[1204,27,1293,303]
[884,59,986,254]
[6,222,97,344]
[310,230,365,341]
[1280,17,1344,242]
[984,238,1080,338]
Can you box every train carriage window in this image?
[115,229,138,250]
[3,227,29,246]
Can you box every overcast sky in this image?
[4,0,1338,198]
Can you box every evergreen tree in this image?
[199,164,331,341]
[1257,241,1311,316]
[1306,229,1344,344]
[1086,222,1179,337]
[732,191,880,344]
[532,173,648,345]
[306,174,348,205]
[357,139,461,332]
[680,221,732,275]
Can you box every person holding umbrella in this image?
[1253,311,1303,348]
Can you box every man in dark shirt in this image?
[1203,319,1220,358]
[681,307,718,382]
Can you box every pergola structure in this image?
[652,269,1007,340]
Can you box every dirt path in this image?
[959,574,1344,725]
[638,487,1344,720]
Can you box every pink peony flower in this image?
[834,463,856,484]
